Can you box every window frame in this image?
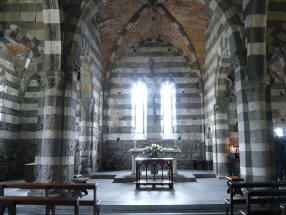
[131,81,147,140]
[160,81,176,139]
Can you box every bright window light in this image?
[161,82,176,136]
[274,128,283,137]
[131,81,147,134]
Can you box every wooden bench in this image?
[225,181,286,215]
[239,189,286,215]
[225,176,244,195]
[0,182,100,215]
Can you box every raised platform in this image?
[3,172,228,214]
[91,170,215,183]
[12,203,227,214]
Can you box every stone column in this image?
[36,72,76,182]
[77,57,95,176]
[213,103,230,177]
[35,0,75,183]
[233,58,251,180]
[242,0,275,181]
[79,109,94,175]
[213,56,232,177]
[246,80,275,181]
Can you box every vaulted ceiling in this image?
[96,0,210,72]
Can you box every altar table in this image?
[128,148,180,175]
[135,157,174,189]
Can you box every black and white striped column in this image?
[243,0,275,181]
[213,56,232,177]
[35,0,74,183]
[234,57,251,180]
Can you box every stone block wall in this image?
[204,6,241,174]
[267,0,286,62]
[267,0,286,126]
[0,43,20,180]
[0,39,40,180]
[0,0,44,42]
[270,45,286,127]
[103,40,205,170]
[74,19,103,175]
[204,11,233,161]
[0,0,43,181]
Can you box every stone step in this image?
[113,172,196,183]
[192,173,216,178]
[90,172,116,179]
[99,203,225,213]
[91,170,216,182]
[14,204,227,214]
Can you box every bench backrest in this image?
[0,182,96,190]
[229,181,286,199]
[246,189,286,214]
[0,182,97,200]
[228,181,286,215]
[231,181,286,189]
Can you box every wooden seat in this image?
[240,209,282,215]
[0,182,100,215]
[225,181,286,215]
[238,189,286,215]
[0,196,78,205]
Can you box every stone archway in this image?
[0,24,43,180]
[64,0,245,176]
[212,51,238,177]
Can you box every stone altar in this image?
[128,148,181,175]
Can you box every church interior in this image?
[0,0,286,214]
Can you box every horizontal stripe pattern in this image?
[104,40,204,169]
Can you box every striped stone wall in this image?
[0,25,43,180]
[0,0,285,182]
[267,0,286,62]
[204,8,240,175]
[75,19,103,175]
[35,0,68,182]
[103,40,205,170]
[19,75,40,163]
[242,0,275,181]
[0,41,20,180]
[0,0,44,42]
[0,49,40,180]
[267,0,286,128]
[0,0,104,181]
[271,81,286,128]
[269,46,286,129]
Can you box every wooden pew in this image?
[225,181,286,215]
[0,182,100,215]
[239,189,286,215]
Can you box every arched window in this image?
[161,81,176,138]
[131,81,147,136]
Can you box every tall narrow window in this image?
[161,82,176,138]
[131,81,147,135]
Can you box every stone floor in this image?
[2,170,232,214]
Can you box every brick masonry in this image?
[0,0,285,181]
